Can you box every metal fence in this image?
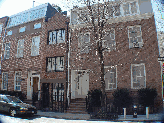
[51,91,64,112]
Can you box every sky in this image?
[0,0,163,32]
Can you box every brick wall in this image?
[69,15,162,107]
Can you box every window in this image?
[128,25,143,48]
[17,39,24,58]
[31,36,40,56]
[4,43,10,59]
[0,24,3,37]
[71,11,78,25]
[130,1,137,14]
[78,33,90,53]
[15,71,21,91]
[7,30,12,36]
[123,3,130,15]
[113,5,121,17]
[2,72,8,90]
[123,1,138,16]
[131,64,146,88]
[48,29,65,44]
[102,29,116,51]
[46,56,64,72]
[104,66,117,90]
[34,23,41,29]
[78,10,89,24]
[19,26,26,33]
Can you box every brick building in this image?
[0,3,69,111]
[0,16,9,76]
[68,0,163,113]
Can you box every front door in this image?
[32,77,39,102]
[42,83,50,108]
[75,70,89,98]
[27,71,40,100]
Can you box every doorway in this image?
[72,70,89,99]
[42,83,50,108]
[32,77,39,103]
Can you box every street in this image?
[0,113,116,123]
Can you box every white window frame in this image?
[78,32,90,53]
[102,28,116,51]
[4,42,11,59]
[7,30,12,36]
[17,39,24,58]
[131,63,146,89]
[34,22,41,29]
[128,25,143,48]
[31,36,40,56]
[122,1,140,16]
[0,24,3,37]
[2,72,8,90]
[104,66,117,90]
[19,26,26,33]
[14,71,22,91]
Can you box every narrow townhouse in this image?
[68,0,162,114]
[0,3,69,111]
[0,16,9,88]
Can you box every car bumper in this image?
[16,110,37,115]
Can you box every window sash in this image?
[17,39,24,57]
[31,36,40,56]
[2,73,8,90]
[105,67,116,90]
[15,71,21,91]
[5,43,10,59]
[34,23,41,29]
[128,26,142,48]
[132,64,145,88]
[47,57,64,72]
[7,31,12,35]
[19,26,26,33]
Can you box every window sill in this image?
[34,27,41,30]
[46,70,64,73]
[131,87,146,90]
[31,54,40,57]
[105,88,117,91]
[17,56,24,59]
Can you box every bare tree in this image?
[66,0,112,109]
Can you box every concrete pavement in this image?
[36,110,164,121]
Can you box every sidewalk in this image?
[36,110,164,121]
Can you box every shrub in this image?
[88,89,102,107]
[112,88,133,114]
[138,87,157,107]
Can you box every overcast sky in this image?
[0,0,163,31]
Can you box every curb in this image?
[38,114,163,122]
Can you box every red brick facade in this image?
[69,14,162,109]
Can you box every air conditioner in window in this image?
[133,42,139,48]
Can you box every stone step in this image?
[66,110,88,114]
[69,105,86,108]
[69,103,86,106]
[67,107,86,110]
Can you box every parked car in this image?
[0,94,37,117]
